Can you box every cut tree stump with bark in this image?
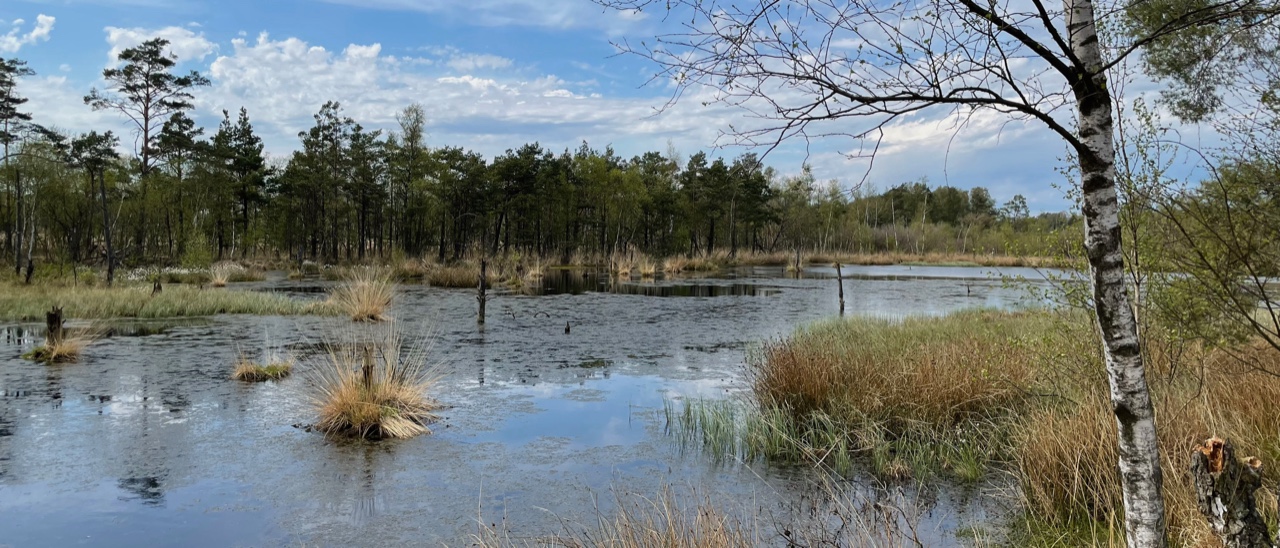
[1191,437,1276,548]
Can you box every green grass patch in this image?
[233,360,293,382]
[0,284,338,320]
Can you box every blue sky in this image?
[0,0,1217,212]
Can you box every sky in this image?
[0,0,1219,212]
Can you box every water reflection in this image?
[0,266,1056,546]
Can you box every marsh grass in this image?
[474,488,755,548]
[210,264,234,287]
[749,308,1280,545]
[310,326,440,439]
[728,250,1066,268]
[232,354,294,382]
[426,262,500,288]
[328,268,394,322]
[748,310,1049,458]
[638,257,658,278]
[23,325,103,364]
[1012,339,1280,547]
[0,284,334,321]
[662,257,689,275]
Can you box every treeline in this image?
[0,40,1077,282]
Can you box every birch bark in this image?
[1067,0,1167,545]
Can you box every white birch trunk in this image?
[1066,0,1167,545]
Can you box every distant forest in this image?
[0,41,1078,274]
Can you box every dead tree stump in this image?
[361,344,375,390]
[1191,437,1274,548]
[477,259,488,326]
[45,307,64,347]
[835,262,846,315]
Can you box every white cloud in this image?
[199,32,735,158]
[18,75,125,137]
[314,0,648,33]
[0,14,54,53]
[446,53,513,72]
[104,25,216,64]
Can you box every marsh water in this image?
[0,265,1060,547]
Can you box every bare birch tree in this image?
[593,0,1279,544]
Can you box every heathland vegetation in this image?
[671,307,1280,546]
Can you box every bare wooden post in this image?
[477,259,487,326]
[1191,438,1274,548]
[361,344,374,390]
[45,306,63,347]
[835,262,845,316]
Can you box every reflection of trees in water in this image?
[118,476,166,506]
[540,270,772,297]
[323,441,388,524]
[44,367,63,410]
[0,412,11,480]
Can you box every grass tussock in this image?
[638,256,658,279]
[310,326,440,439]
[1011,339,1280,547]
[231,354,294,382]
[721,249,1067,268]
[739,310,1052,480]
[426,262,500,288]
[727,307,1280,545]
[328,268,394,322]
[23,326,102,364]
[474,489,754,548]
[662,256,689,275]
[0,284,334,321]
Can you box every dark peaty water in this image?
[0,265,1059,547]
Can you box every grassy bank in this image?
[0,284,337,321]
[671,309,1280,546]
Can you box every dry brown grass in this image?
[474,489,754,548]
[210,265,232,287]
[524,261,546,282]
[613,256,635,278]
[310,326,440,440]
[750,309,1280,545]
[328,268,394,322]
[392,257,436,280]
[726,249,1068,268]
[23,326,102,363]
[1013,340,1280,547]
[231,352,294,382]
[209,262,264,286]
[426,262,501,288]
[662,256,689,274]
[751,310,1049,430]
[638,257,658,279]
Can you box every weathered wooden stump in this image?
[835,262,845,315]
[1191,437,1274,548]
[45,306,64,347]
[477,259,488,326]
[362,344,375,390]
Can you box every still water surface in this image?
[0,265,1059,546]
